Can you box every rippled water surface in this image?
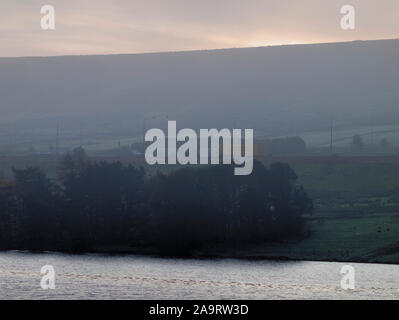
[0,251,398,299]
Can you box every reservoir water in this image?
[0,251,398,299]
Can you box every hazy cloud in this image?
[1,0,399,56]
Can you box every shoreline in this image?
[1,246,398,265]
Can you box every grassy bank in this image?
[226,155,399,264]
[204,211,399,264]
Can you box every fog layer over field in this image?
[0,39,398,151]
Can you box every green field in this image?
[233,155,399,263]
[210,210,399,264]
[237,211,399,264]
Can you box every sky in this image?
[1,0,399,57]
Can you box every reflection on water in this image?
[0,251,398,299]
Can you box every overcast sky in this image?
[1,0,399,57]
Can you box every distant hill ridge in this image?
[1,39,399,139]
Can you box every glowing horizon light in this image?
[247,40,308,47]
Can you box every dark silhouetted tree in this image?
[0,159,312,256]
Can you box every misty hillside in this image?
[0,39,399,151]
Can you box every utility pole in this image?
[55,122,60,157]
[330,119,333,154]
[371,127,374,145]
[369,107,374,146]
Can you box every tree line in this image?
[0,147,313,256]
